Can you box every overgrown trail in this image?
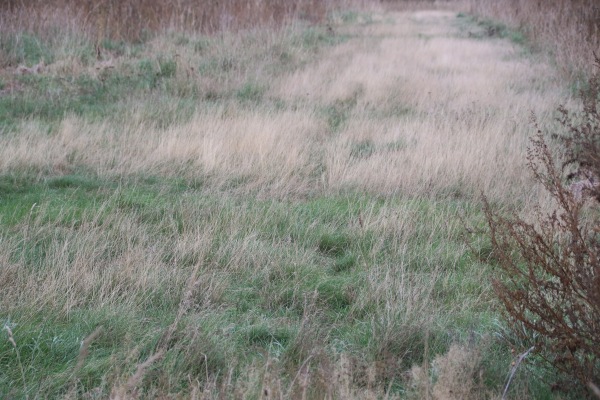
[271,10,567,203]
[0,10,568,204]
[0,6,576,399]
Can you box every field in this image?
[0,1,593,398]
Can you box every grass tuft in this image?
[318,233,352,257]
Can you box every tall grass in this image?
[0,1,581,397]
[0,181,493,397]
[467,0,600,81]
[0,0,335,44]
[0,11,570,203]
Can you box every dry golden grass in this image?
[408,343,492,400]
[467,0,600,80]
[0,10,570,204]
[0,109,325,197]
[271,11,570,202]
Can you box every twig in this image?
[285,354,314,399]
[111,350,165,400]
[589,382,600,399]
[74,326,104,375]
[502,346,535,400]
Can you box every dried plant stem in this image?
[74,326,104,375]
[502,346,534,400]
[285,354,314,399]
[4,325,27,397]
[589,382,600,399]
[110,350,165,400]
[157,262,201,350]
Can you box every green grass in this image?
[0,174,106,226]
[0,33,54,67]
[0,308,153,398]
[455,13,528,47]
[298,26,351,49]
[334,10,374,25]
[0,25,349,132]
[236,81,265,103]
[0,169,501,396]
[350,139,376,159]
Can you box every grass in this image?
[0,23,349,133]
[455,14,527,46]
[0,173,496,397]
[0,32,55,66]
[466,0,600,81]
[0,173,510,397]
[0,1,583,398]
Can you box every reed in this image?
[0,0,335,43]
[468,0,600,80]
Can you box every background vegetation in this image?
[0,0,597,398]
[467,0,600,81]
[0,0,333,42]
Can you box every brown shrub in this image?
[483,61,600,395]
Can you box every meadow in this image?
[0,0,594,398]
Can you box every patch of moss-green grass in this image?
[323,101,351,132]
[0,74,120,128]
[246,195,379,260]
[350,139,376,159]
[314,277,356,312]
[162,319,229,385]
[236,81,265,103]
[0,59,198,130]
[455,14,529,47]
[0,307,155,398]
[0,173,201,230]
[297,27,351,50]
[0,174,109,227]
[100,38,145,58]
[0,33,54,67]
[318,232,352,257]
[333,252,357,272]
[241,325,291,348]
